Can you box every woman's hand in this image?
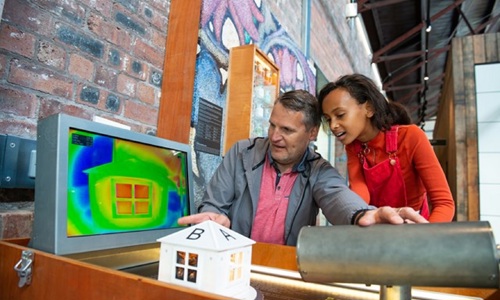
[358,206,429,226]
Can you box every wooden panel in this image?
[446,33,500,221]
[251,242,297,271]
[434,55,456,219]
[485,32,499,62]
[156,0,202,144]
[473,34,486,64]
[452,37,468,221]
[0,239,227,300]
[223,45,280,154]
[464,36,481,221]
[223,45,256,154]
[418,287,500,300]
[2,239,498,300]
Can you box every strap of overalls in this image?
[354,127,398,160]
[385,126,398,153]
[387,125,430,219]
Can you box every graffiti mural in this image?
[190,0,317,205]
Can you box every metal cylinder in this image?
[296,221,500,288]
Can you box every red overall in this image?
[354,126,430,219]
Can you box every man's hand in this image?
[358,206,429,226]
[178,212,231,228]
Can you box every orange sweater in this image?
[345,125,455,222]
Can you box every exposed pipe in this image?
[301,0,311,58]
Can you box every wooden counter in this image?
[0,238,229,300]
[2,239,499,300]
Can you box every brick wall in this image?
[0,0,171,238]
[0,0,170,140]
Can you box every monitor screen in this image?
[31,113,196,255]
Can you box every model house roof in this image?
[157,220,255,251]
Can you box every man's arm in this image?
[177,140,249,228]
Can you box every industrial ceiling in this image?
[358,0,500,129]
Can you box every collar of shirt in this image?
[267,147,309,174]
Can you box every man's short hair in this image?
[275,90,321,130]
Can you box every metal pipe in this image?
[297,221,500,288]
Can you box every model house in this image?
[157,220,256,299]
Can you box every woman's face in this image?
[321,88,378,144]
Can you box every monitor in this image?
[30,113,196,255]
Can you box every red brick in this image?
[136,81,156,105]
[142,4,168,31]
[134,38,164,69]
[37,40,66,70]
[0,119,37,139]
[37,0,86,25]
[68,53,94,81]
[151,30,167,52]
[87,13,133,53]
[117,73,136,97]
[8,59,73,98]
[149,0,170,13]
[94,64,118,90]
[124,100,157,126]
[38,96,91,121]
[79,0,113,18]
[0,24,36,58]
[3,0,54,36]
[0,87,38,117]
[0,209,34,239]
[0,55,7,79]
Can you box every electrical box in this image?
[0,134,36,188]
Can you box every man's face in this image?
[268,102,318,172]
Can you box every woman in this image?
[318,74,454,222]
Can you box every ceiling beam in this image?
[385,83,422,92]
[383,60,424,89]
[382,45,449,88]
[372,0,465,63]
[391,86,424,106]
[357,0,410,14]
[475,13,500,33]
[373,45,449,63]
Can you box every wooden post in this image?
[157,0,202,144]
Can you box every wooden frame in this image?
[156,0,202,144]
[435,32,500,221]
[223,44,280,154]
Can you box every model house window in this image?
[113,180,152,217]
[175,251,199,283]
[229,251,243,282]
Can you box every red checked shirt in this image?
[251,155,299,244]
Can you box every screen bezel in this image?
[31,113,196,255]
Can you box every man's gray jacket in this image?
[198,137,370,246]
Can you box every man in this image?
[178,90,427,245]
